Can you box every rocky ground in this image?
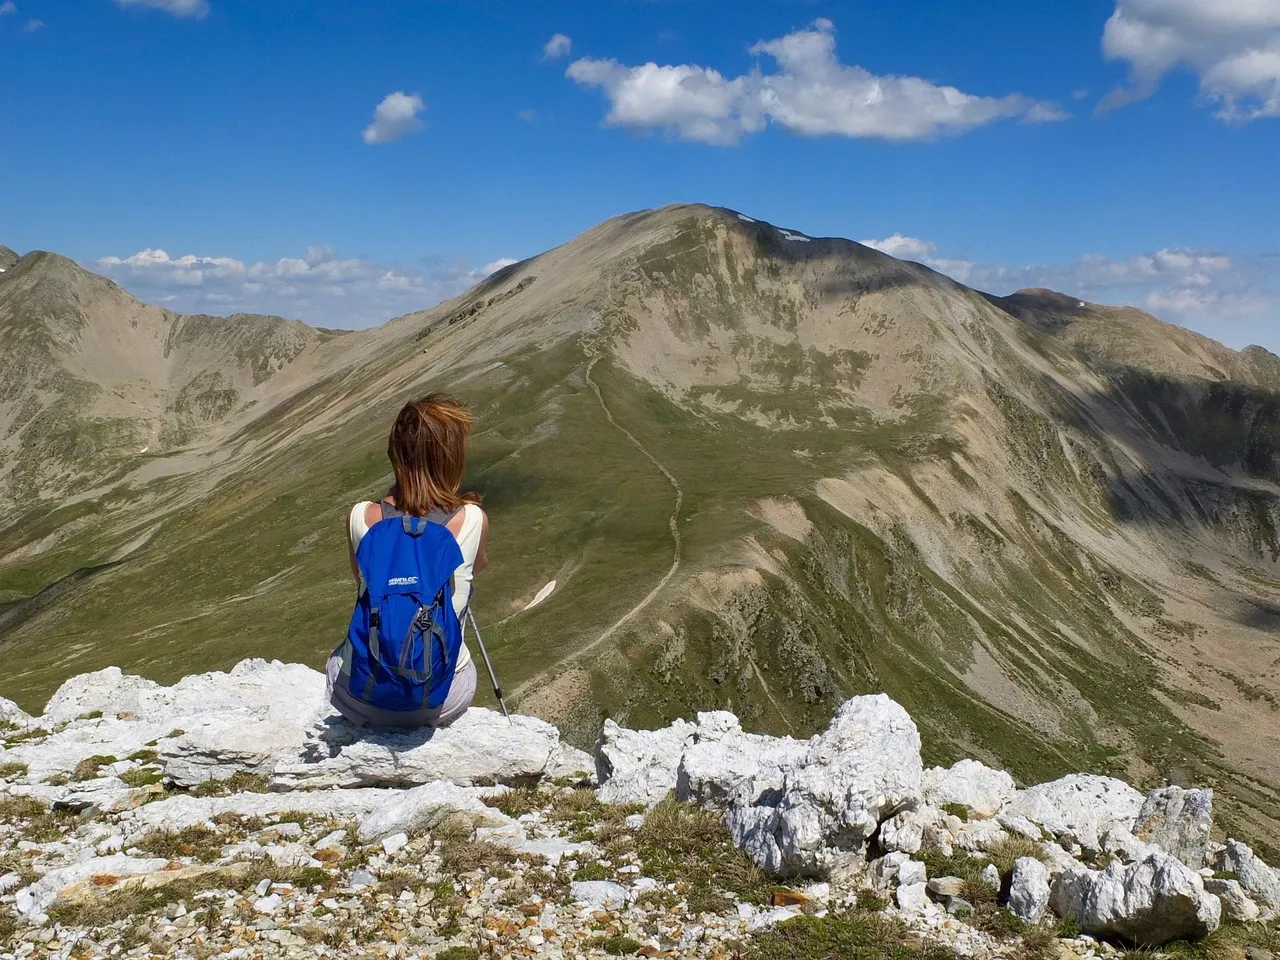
[1,660,1279,960]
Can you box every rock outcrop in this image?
[1049,853,1222,944]
[920,759,1016,820]
[1008,856,1051,923]
[722,695,922,876]
[1132,786,1213,869]
[3,659,1279,957]
[1217,838,1280,920]
[1004,774,1144,853]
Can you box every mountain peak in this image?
[0,245,18,272]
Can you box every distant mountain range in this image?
[2,205,1278,854]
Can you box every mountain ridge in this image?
[1,204,1278,854]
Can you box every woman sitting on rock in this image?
[326,393,489,728]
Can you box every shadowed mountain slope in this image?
[1,205,1278,853]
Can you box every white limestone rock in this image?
[879,805,936,856]
[272,708,563,789]
[1049,852,1221,945]
[544,742,595,783]
[920,759,1016,819]
[1100,826,1158,864]
[357,780,509,842]
[1132,786,1213,870]
[6,661,330,785]
[123,788,401,833]
[1007,856,1050,923]
[898,860,926,886]
[997,813,1044,840]
[570,880,630,909]
[1005,774,1144,853]
[0,695,32,730]
[8,778,144,816]
[1039,841,1082,877]
[15,854,168,917]
[952,817,1009,852]
[675,716,809,809]
[1216,839,1280,920]
[724,694,922,877]
[896,881,929,913]
[1203,877,1260,923]
[595,717,697,807]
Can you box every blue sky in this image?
[2,0,1278,349]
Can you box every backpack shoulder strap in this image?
[380,498,462,527]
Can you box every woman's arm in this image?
[473,509,490,575]
[346,507,360,588]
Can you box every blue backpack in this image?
[342,506,464,712]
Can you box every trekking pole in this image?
[466,606,511,723]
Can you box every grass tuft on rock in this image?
[70,754,116,781]
[483,786,546,819]
[743,911,956,960]
[189,771,270,797]
[434,817,518,876]
[119,767,164,787]
[587,934,643,955]
[632,797,772,915]
[986,836,1049,877]
[135,825,223,862]
[0,760,28,779]
[47,859,333,928]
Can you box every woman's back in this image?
[347,500,485,619]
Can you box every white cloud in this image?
[113,0,209,18]
[362,92,425,145]
[567,19,1065,145]
[23,17,41,31]
[0,2,16,14]
[1101,0,1280,119]
[95,246,515,328]
[860,233,938,261]
[517,108,538,122]
[861,232,1277,332]
[543,33,572,60]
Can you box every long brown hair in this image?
[387,394,482,516]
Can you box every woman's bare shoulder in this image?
[351,500,380,530]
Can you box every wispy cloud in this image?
[1100,0,1280,120]
[95,245,515,328]
[23,18,42,31]
[362,92,425,145]
[567,19,1065,145]
[113,0,210,18]
[0,3,17,15]
[542,33,572,60]
[860,233,1279,330]
[517,108,538,122]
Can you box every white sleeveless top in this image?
[348,501,483,670]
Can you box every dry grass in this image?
[189,771,269,797]
[433,815,518,876]
[743,911,955,960]
[135,825,224,862]
[47,859,332,928]
[986,836,1049,877]
[119,767,164,788]
[0,761,28,779]
[482,786,547,819]
[632,798,773,915]
[70,754,117,782]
